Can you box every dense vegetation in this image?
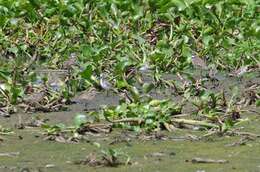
[0,0,259,134]
[0,0,260,169]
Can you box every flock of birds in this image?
[21,53,252,105]
[191,54,249,79]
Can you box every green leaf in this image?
[142,83,154,94]
[73,113,87,127]
[182,44,192,62]
[256,99,260,107]
[80,65,93,81]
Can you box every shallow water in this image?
[1,114,260,172]
[0,72,259,172]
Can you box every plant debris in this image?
[0,0,259,170]
[0,152,20,158]
[75,149,131,167]
[187,157,229,164]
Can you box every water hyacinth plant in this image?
[0,0,259,146]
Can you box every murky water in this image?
[0,72,259,172]
[1,114,260,172]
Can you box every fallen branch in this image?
[227,131,260,138]
[0,152,20,157]
[171,118,219,129]
[77,123,112,134]
[107,117,219,129]
[188,157,228,164]
[107,118,144,125]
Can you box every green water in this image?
[0,114,259,172]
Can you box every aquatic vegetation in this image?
[257,99,260,107]
[0,0,259,109]
[73,113,88,127]
[0,125,13,135]
[0,1,259,170]
[75,144,131,167]
[101,98,182,132]
[100,148,131,167]
[42,123,66,136]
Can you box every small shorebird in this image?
[23,90,46,111]
[191,54,207,70]
[191,54,207,77]
[24,90,46,105]
[207,65,220,81]
[100,74,112,90]
[229,65,249,82]
[100,74,113,96]
[229,66,249,77]
[62,53,78,70]
[62,53,79,94]
[139,62,151,72]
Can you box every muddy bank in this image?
[0,72,259,172]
